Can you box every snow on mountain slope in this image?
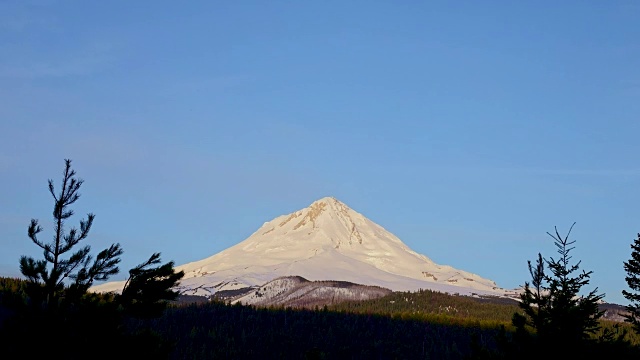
[92,197,514,298]
[232,276,392,308]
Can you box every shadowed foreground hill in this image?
[330,288,520,324]
[130,301,501,359]
[129,298,640,359]
[3,276,640,359]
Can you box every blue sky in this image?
[1,1,639,305]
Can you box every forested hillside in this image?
[4,276,638,359]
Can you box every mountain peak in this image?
[307,196,351,215]
[310,196,343,205]
[92,196,512,299]
[271,196,356,236]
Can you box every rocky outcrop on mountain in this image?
[229,276,392,308]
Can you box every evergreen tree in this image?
[512,223,604,354]
[119,252,184,318]
[623,233,640,333]
[5,159,125,358]
[19,159,122,307]
[7,159,183,358]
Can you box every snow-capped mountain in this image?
[92,197,513,298]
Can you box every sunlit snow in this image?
[91,197,518,299]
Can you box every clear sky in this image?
[1,1,639,305]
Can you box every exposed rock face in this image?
[230,276,392,308]
[599,302,630,323]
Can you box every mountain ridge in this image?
[228,275,393,308]
[92,197,516,299]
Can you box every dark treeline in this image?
[126,293,640,359]
[1,276,493,358]
[330,287,640,345]
[0,273,181,358]
[129,300,502,360]
[2,275,640,359]
[0,277,27,325]
[330,288,519,325]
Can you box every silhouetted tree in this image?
[3,160,125,358]
[512,223,604,355]
[623,233,640,333]
[19,159,122,308]
[5,159,183,359]
[119,252,184,318]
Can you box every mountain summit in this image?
[92,197,510,297]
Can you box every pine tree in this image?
[19,159,122,307]
[119,252,184,318]
[623,233,640,333]
[6,159,184,358]
[7,159,125,358]
[512,223,604,354]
